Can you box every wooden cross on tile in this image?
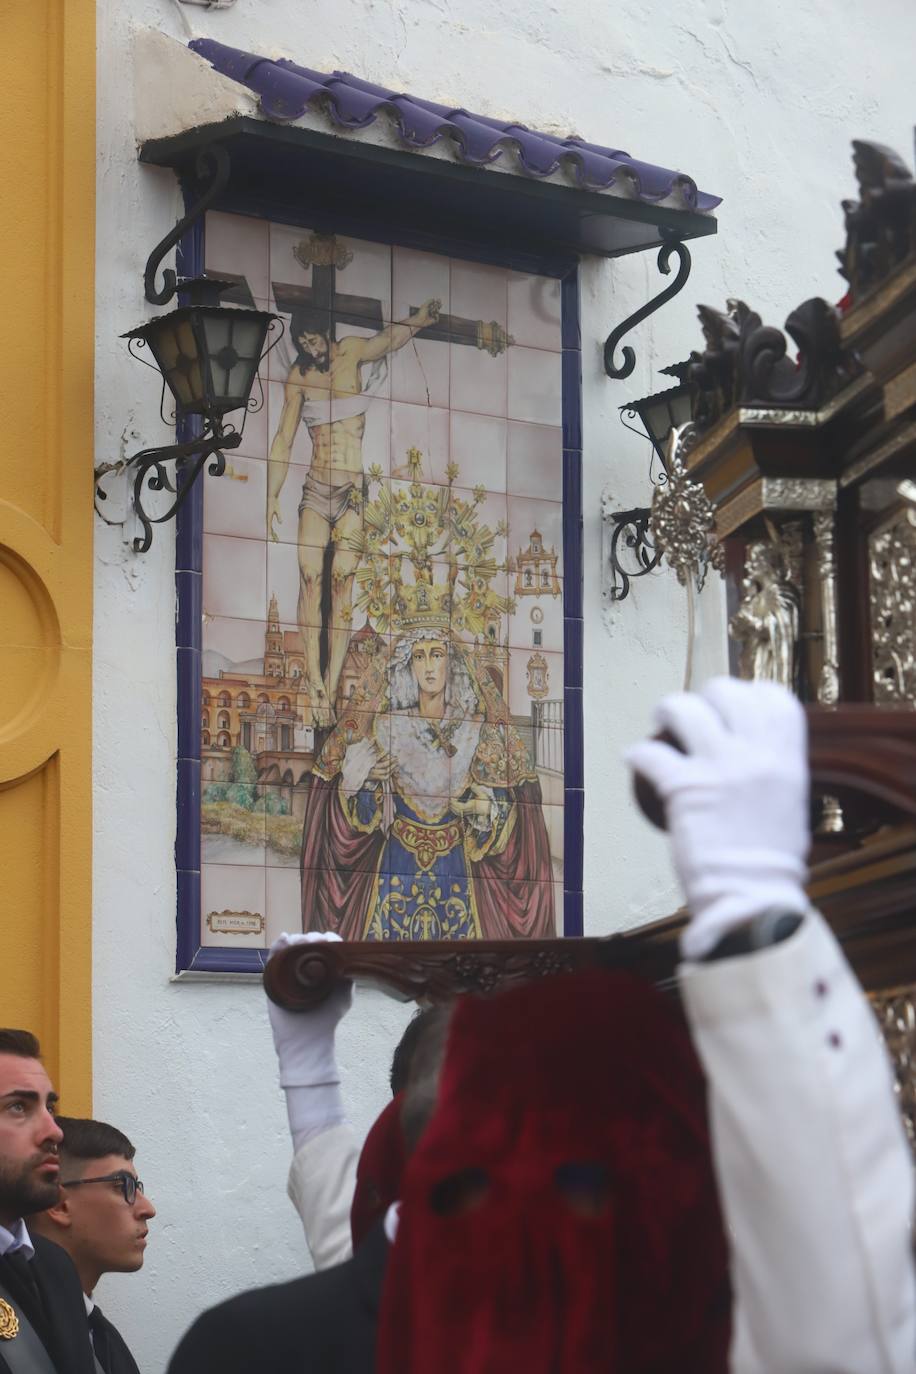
[214,232,511,352]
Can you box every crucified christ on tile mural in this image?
[265,233,511,727]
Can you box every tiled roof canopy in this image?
[189,39,720,215]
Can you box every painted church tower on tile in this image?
[265,593,285,679]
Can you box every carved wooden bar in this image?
[265,707,916,1011]
[264,931,680,1012]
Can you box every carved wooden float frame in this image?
[265,706,916,1011]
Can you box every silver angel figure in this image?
[729,539,800,689]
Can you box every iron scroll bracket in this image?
[603,238,692,381]
[606,506,661,601]
[127,429,241,553]
[94,427,242,553]
[144,144,231,305]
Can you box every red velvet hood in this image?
[377,969,730,1373]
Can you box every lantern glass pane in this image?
[203,313,232,355]
[232,316,269,363]
[643,396,674,451]
[177,320,205,406]
[148,317,204,410]
[669,388,693,431]
[200,310,269,411]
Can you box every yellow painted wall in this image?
[0,0,95,1110]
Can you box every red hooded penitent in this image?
[377,968,731,1374]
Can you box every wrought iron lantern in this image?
[604,363,694,602]
[124,276,275,427]
[94,144,282,552]
[619,362,693,474]
[113,277,279,553]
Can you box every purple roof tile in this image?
[189,39,721,214]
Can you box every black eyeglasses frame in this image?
[60,1171,144,1206]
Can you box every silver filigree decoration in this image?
[729,528,801,690]
[650,425,725,592]
[761,478,837,511]
[813,511,841,705]
[870,509,916,705]
[870,988,916,1158]
[740,407,820,427]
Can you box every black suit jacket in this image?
[89,1304,141,1374]
[0,1235,96,1374]
[167,1221,387,1374]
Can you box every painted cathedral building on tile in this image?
[201,592,314,790]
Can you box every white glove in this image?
[267,933,354,1151]
[267,932,353,1088]
[625,677,810,961]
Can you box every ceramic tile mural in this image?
[198,213,569,947]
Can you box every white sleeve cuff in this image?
[283,1082,347,1153]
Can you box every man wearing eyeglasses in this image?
[29,1118,155,1374]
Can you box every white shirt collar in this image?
[83,1293,94,1317]
[0,1219,34,1261]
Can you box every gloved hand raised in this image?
[625,677,810,960]
[267,932,354,1089]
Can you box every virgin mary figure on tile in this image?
[299,630,555,941]
[298,465,555,940]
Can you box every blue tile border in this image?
[174,206,584,968]
[176,759,201,872]
[563,687,584,791]
[561,350,582,452]
[561,273,581,351]
[559,264,584,934]
[563,789,584,920]
[175,478,203,574]
[189,947,268,974]
[175,570,201,650]
[563,888,584,938]
[176,647,201,765]
[176,868,201,971]
[563,616,583,681]
[562,451,583,621]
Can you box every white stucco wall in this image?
[92,0,916,1365]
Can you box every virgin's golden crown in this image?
[344,449,513,638]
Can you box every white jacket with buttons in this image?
[681,908,916,1374]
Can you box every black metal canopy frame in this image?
[138,117,717,266]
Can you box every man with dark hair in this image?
[389,1006,441,1100]
[29,1117,155,1374]
[0,1029,95,1374]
